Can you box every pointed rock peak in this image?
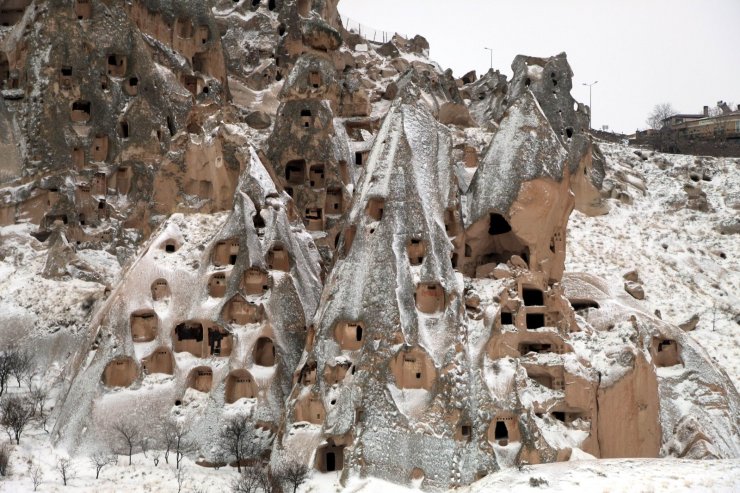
[279,54,340,102]
[43,227,76,279]
[467,90,567,227]
[509,52,589,145]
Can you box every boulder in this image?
[624,281,645,300]
[623,270,640,283]
[679,314,700,332]
[246,111,272,129]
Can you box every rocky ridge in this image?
[0,0,737,491]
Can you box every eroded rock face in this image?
[0,0,737,490]
[465,91,571,283]
[54,149,322,456]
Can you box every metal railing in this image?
[339,14,404,44]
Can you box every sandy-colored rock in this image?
[624,280,646,299]
[679,314,700,332]
[0,1,737,490]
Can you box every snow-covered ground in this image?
[302,459,740,492]
[567,143,740,382]
[460,458,740,493]
[4,416,738,493]
[0,223,119,370]
[2,144,739,491]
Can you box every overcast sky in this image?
[339,0,740,133]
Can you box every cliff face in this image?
[0,0,737,491]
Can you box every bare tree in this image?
[0,442,10,477]
[56,457,75,486]
[211,448,227,470]
[89,450,117,479]
[112,421,141,466]
[162,419,196,469]
[0,352,13,397]
[259,466,277,493]
[140,435,151,459]
[231,466,265,493]
[28,460,43,491]
[23,370,36,391]
[161,420,174,465]
[175,466,186,493]
[219,415,263,473]
[29,384,49,418]
[9,349,33,388]
[276,460,310,493]
[646,102,677,130]
[0,395,34,444]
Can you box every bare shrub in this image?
[0,395,34,444]
[89,450,117,479]
[162,418,196,469]
[218,415,264,473]
[646,102,677,130]
[28,460,43,490]
[231,465,273,493]
[275,460,310,493]
[112,421,141,466]
[9,350,33,388]
[56,457,75,486]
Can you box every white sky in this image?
[339,0,740,133]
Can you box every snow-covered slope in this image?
[0,223,120,371]
[567,143,740,382]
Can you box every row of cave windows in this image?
[299,346,435,391]
[130,311,277,362]
[240,0,313,16]
[296,328,680,395]
[64,54,209,97]
[284,160,338,188]
[62,54,139,87]
[70,112,179,167]
[296,359,587,433]
[40,172,130,231]
[160,238,292,272]
[50,0,215,49]
[359,197,515,237]
[328,317,571,359]
[314,413,512,479]
[71,101,138,141]
[308,418,514,475]
[69,67,208,138]
[43,162,131,205]
[132,291,270,346]
[340,199,562,278]
[73,167,133,199]
[207,269,270,299]
[102,355,266,404]
[305,416,579,475]
[304,418,567,475]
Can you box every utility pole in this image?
[582,81,598,129]
[484,47,493,71]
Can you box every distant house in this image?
[662,103,740,139]
[662,112,706,127]
[634,102,740,157]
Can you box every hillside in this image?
[0,0,737,491]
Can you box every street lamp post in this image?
[484,47,493,71]
[582,81,598,130]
